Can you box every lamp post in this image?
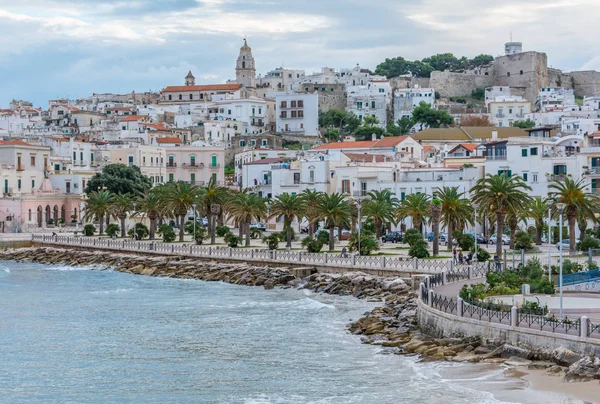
[132,202,138,240]
[548,207,552,282]
[473,204,478,260]
[557,202,566,318]
[192,203,197,243]
[357,201,362,256]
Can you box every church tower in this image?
[235,39,256,89]
[185,71,195,86]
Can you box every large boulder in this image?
[501,344,533,360]
[564,357,600,382]
[552,347,581,367]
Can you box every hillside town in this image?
[1,39,600,244]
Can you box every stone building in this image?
[299,83,347,112]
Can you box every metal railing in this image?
[31,234,453,273]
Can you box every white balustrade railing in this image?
[30,234,453,273]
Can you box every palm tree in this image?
[161,181,202,242]
[471,174,532,257]
[300,190,322,237]
[199,177,228,244]
[362,190,399,239]
[506,205,527,250]
[110,193,134,238]
[527,197,548,246]
[228,193,266,246]
[84,190,112,235]
[269,193,306,248]
[549,177,598,253]
[136,187,167,240]
[429,199,442,256]
[437,186,473,252]
[396,193,431,232]
[314,193,352,251]
[578,211,590,243]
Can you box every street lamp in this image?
[192,203,197,242]
[556,202,566,318]
[548,207,552,282]
[264,201,270,231]
[132,202,138,240]
[473,204,478,260]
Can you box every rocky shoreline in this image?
[2,247,600,383]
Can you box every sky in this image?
[1,0,599,108]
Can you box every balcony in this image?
[16,165,25,171]
[580,147,600,154]
[182,163,204,170]
[208,163,220,169]
[585,167,600,176]
[167,163,177,169]
[516,112,525,118]
[486,154,507,161]
[496,113,505,118]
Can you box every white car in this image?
[489,234,510,245]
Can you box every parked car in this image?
[556,239,580,250]
[381,231,403,243]
[249,222,266,231]
[339,229,351,240]
[467,233,488,244]
[489,234,510,245]
[427,232,448,242]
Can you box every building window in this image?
[520,70,523,75]
[17,179,21,190]
[530,147,538,156]
[32,179,35,189]
[72,151,76,161]
[280,111,287,118]
[30,156,35,166]
[523,173,528,181]
[532,173,538,183]
[507,72,511,77]
[291,101,297,108]
[298,110,304,118]
[261,139,268,146]
[553,165,567,175]
[190,155,196,166]
[498,169,512,177]
[298,100,304,107]
[240,140,246,147]
[309,170,315,183]
[169,173,174,182]
[190,173,195,184]
[168,95,172,101]
[521,149,528,157]
[280,101,287,108]
[28,209,32,221]
[80,152,83,162]
[211,155,218,167]
[341,179,350,194]
[371,101,376,108]
[190,94,193,100]
[291,111,297,118]
[179,94,182,100]
[293,173,301,184]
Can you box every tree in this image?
[85,164,152,196]
[527,197,548,245]
[412,102,454,129]
[136,187,167,240]
[396,193,431,232]
[362,115,380,126]
[397,116,415,135]
[470,88,485,100]
[300,190,322,237]
[549,177,598,254]
[314,193,352,251]
[269,193,305,248]
[437,187,473,251]
[348,231,379,256]
[506,206,527,250]
[512,119,536,129]
[362,190,399,239]
[429,199,442,256]
[323,128,340,142]
[318,109,361,133]
[471,174,532,257]
[228,193,266,247]
[85,190,112,235]
[110,193,134,238]
[352,125,386,141]
[161,181,202,242]
[422,53,459,72]
[459,115,491,127]
[199,177,228,244]
[470,54,494,67]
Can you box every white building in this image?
[271,92,319,137]
[536,87,576,112]
[488,96,532,127]
[393,86,436,122]
[346,81,392,126]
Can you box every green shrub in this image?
[348,231,379,256]
[455,232,475,251]
[184,221,196,235]
[47,219,55,225]
[408,240,430,258]
[225,233,241,248]
[578,236,600,252]
[250,228,263,239]
[301,236,324,253]
[514,230,534,251]
[476,248,491,262]
[551,259,582,275]
[127,223,149,240]
[317,230,331,245]
[216,225,231,237]
[459,283,488,302]
[157,224,176,243]
[404,229,423,247]
[194,227,208,244]
[83,224,96,236]
[586,260,599,271]
[105,223,120,237]
[262,234,280,250]
[521,300,548,315]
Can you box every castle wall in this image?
[429,71,492,97]
[569,71,600,97]
[491,51,547,101]
[548,68,572,90]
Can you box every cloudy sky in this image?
[1,0,598,107]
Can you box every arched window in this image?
[61,205,66,221]
[45,205,50,223]
[242,61,246,69]
[520,70,524,75]
[507,72,511,77]
[37,206,42,227]
[28,209,32,221]
[74,208,78,222]
[53,205,59,222]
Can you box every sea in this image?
[0,261,583,403]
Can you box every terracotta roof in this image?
[120,115,147,122]
[244,157,288,166]
[313,141,378,150]
[0,140,33,146]
[372,135,409,148]
[162,84,242,93]
[423,146,432,152]
[588,132,600,138]
[49,137,69,142]
[57,105,79,111]
[343,152,390,163]
[142,123,169,131]
[106,107,133,111]
[155,137,181,144]
[448,143,478,154]
[412,127,527,141]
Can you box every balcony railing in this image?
[496,113,505,118]
[209,163,220,169]
[585,167,600,175]
[486,155,507,160]
[182,163,204,169]
[580,147,600,154]
[167,163,177,168]
[16,165,25,171]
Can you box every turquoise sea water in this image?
[0,261,572,404]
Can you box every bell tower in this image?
[185,71,195,86]
[235,39,256,89]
